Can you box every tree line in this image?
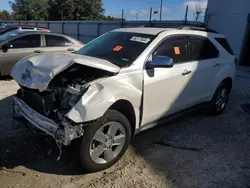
[0,0,123,21]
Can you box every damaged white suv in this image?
[12,27,236,172]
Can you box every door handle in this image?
[214,63,221,67]
[67,48,75,52]
[182,70,192,76]
[34,50,43,53]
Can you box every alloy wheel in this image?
[89,122,126,164]
[215,87,228,112]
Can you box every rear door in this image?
[186,35,220,104]
[0,34,43,75]
[43,34,76,53]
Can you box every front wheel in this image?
[78,110,132,173]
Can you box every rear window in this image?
[215,38,234,55]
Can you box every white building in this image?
[206,0,250,66]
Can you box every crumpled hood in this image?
[11,53,120,92]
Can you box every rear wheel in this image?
[206,82,230,115]
[78,110,131,172]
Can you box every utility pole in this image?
[160,0,163,21]
[184,5,188,24]
[204,8,208,27]
[149,7,152,24]
[121,9,124,28]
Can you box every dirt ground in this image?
[0,70,250,188]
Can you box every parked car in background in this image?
[0,25,50,35]
[0,29,45,43]
[11,27,236,172]
[0,32,84,75]
[0,23,10,29]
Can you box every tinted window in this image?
[76,32,156,67]
[45,35,68,47]
[153,35,188,63]
[215,38,234,55]
[22,27,35,30]
[10,35,41,48]
[188,35,219,61]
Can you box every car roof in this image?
[2,25,49,29]
[13,31,59,35]
[12,31,82,43]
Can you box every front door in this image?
[142,35,195,126]
[0,34,42,75]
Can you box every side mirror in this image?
[147,56,174,68]
[2,43,13,53]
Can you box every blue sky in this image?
[3,0,207,21]
[103,0,207,20]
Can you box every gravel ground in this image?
[0,71,250,188]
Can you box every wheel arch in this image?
[108,99,136,137]
[222,77,233,92]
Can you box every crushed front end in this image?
[12,59,117,146]
[13,83,87,146]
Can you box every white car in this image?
[11,26,236,172]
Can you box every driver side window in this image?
[10,35,41,49]
[153,35,188,64]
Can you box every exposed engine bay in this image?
[11,53,128,164]
[16,64,114,123]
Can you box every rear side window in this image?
[153,35,188,64]
[10,35,41,48]
[188,35,219,61]
[215,38,234,55]
[22,27,35,30]
[45,35,72,47]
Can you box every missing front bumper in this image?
[13,96,59,137]
[13,96,84,145]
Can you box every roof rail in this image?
[178,26,218,34]
[139,23,159,28]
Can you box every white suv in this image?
[12,26,236,172]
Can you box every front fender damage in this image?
[65,82,115,123]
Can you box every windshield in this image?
[76,32,156,67]
[0,30,23,42]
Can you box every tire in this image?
[78,110,132,173]
[206,82,230,116]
